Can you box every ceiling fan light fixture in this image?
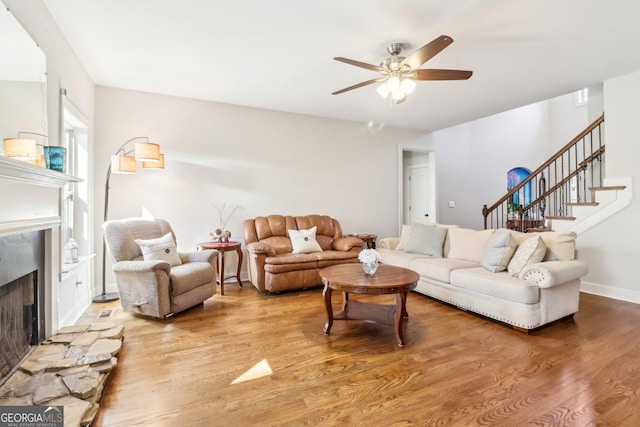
[376,84,390,98]
[401,78,416,94]
[387,76,401,92]
[392,89,406,102]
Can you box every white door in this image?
[409,165,431,224]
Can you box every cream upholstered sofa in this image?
[103,217,218,318]
[378,223,588,333]
[244,214,363,293]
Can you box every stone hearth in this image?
[0,322,124,426]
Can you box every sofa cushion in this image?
[376,248,429,269]
[481,229,517,272]
[410,257,480,283]
[169,262,213,296]
[446,228,495,263]
[405,223,447,257]
[288,227,323,254]
[135,232,182,267]
[264,253,317,273]
[450,267,540,304]
[259,236,292,254]
[507,235,546,276]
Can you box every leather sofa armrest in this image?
[520,260,589,288]
[378,237,400,250]
[112,260,171,274]
[180,249,218,265]
[332,236,363,252]
[246,241,277,256]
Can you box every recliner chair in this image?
[103,217,217,318]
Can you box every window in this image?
[575,88,588,107]
[61,101,90,258]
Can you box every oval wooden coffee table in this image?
[320,263,419,347]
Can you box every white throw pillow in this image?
[481,229,517,273]
[288,226,323,254]
[405,223,447,257]
[135,232,182,267]
[507,235,546,276]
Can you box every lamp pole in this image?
[93,137,152,303]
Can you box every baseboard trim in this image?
[580,280,640,305]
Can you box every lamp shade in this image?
[143,153,164,169]
[3,138,37,160]
[111,154,137,174]
[134,141,161,162]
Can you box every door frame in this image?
[398,144,437,235]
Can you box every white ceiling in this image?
[40,0,640,132]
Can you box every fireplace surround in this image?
[0,157,83,382]
[0,231,46,385]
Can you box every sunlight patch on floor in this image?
[231,359,273,385]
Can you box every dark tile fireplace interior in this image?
[0,230,46,386]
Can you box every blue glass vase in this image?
[44,146,66,173]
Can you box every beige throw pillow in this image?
[395,224,412,251]
[481,229,517,273]
[135,232,182,267]
[507,235,546,276]
[446,228,495,263]
[288,226,323,254]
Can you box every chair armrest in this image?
[246,242,276,256]
[378,238,400,250]
[112,260,171,274]
[332,237,363,252]
[520,260,589,288]
[180,250,218,265]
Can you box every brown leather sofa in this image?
[244,214,363,293]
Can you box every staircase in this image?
[482,114,632,233]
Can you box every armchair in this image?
[103,217,218,318]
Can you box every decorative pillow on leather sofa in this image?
[481,229,517,272]
[135,232,182,267]
[288,226,323,254]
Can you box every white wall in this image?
[95,86,424,289]
[575,71,640,302]
[0,81,46,148]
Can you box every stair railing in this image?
[482,113,605,231]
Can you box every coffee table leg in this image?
[394,291,409,347]
[323,284,333,335]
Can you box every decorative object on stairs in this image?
[359,248,382,275]
[97,137,165,304]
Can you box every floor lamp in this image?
[93,136,165,303]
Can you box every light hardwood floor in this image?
[84,283,640,426]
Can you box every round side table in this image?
[348,233,378,249]
[197,240,243,295]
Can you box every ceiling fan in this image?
[332,35,472,104]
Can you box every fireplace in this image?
[0,230,46,386]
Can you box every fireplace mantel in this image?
[0,156,81,187]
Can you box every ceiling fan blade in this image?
[414,69,473,80]
[401,35,454,69]
[332,78,381,95]
[334,57,382,72]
